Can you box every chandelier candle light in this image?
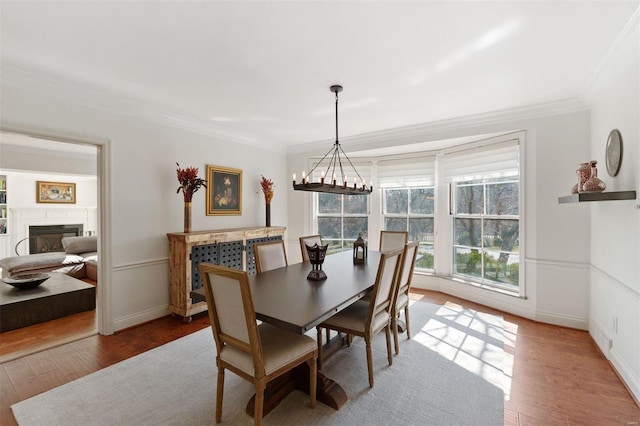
[176,163,206,233]
[292,85,372,196]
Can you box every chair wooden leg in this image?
[347,334,352,346]
[325,328,331,342]
[316,327,323,370]
[392,314,400,355]
[405,305,411,339]
[385,325,393,366]
[308,356,317,409]
[254,380,265,426]
[216,367,224,423]
[365,336,374,388]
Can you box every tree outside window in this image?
[317,193,368,254]
[383,187,435,270]
[453,178,519,287]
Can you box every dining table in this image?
[191,249,382,417]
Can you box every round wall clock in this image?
[605,129,622,177]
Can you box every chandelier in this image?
[292,85,372,196]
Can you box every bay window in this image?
[310,133,523,295]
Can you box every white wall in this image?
[0,76,289,333]
[585,11,639,402]
[0,144,97,176]
[0,171,97,208]
[0,171,98,258]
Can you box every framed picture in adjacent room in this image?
[36,181,76,204]
[206,165,242,215]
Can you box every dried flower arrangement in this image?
[260,175,274,204]
[176,163,206,203]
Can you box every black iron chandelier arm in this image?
[306,143,337,179]
[338,143,365,185]
[292,84,371,195]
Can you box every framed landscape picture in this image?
[206,165,242,215]
[36,181,76,204]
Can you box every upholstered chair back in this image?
[367,248,403,330]
[395,242,419,306]
[379,230,408,252]
[253,240,288,273]
[200,264,263,372]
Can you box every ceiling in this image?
[1,1,637,153]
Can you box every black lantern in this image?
[305,243,328,281]
[353,233,367,264]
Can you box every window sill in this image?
[414,271,526,299]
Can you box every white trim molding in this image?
[1,64,281,153]
[582,8,640,103]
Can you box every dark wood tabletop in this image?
[191,250,381,334]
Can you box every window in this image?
[444,138,521,291]
[316,193,369,254]
[382,187,434,270]
[452,178,519,288]
[379,155,436,271]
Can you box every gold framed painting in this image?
[36,181,76,204]
[206,165,242,215]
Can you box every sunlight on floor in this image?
[412,300,514,400]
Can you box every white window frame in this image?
[382,186,435,272]
[315,193,370,254]
[450,177,521,292]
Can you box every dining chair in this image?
[200,263,317,426]
[379,230,408,252]
[391,241,420,354]
[299,234,322,262]
[253,240,288,273]
[316,247,403,388]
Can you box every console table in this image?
[167,226,286,322]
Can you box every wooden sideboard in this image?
[167,226,286,322]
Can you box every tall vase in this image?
[265,203,271,227]
[184,202,192,233]
[583,161,606,192]
[574,162,591,193]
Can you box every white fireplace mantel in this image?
[7,207,97,256]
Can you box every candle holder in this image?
[305,243,328,281]
[353,233,367,264]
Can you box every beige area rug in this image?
[12,301,505,425]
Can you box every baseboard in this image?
[535,310,588,330]
[113,305,170,332]
[609,348,640,407]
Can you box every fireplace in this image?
[28,224,84,254]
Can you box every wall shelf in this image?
[558,190,636,204]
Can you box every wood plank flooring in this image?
[1,290,638,425]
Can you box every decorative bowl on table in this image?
[1,272,51,289]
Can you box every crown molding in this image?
[2,64,590,158]
[1,64,286,153]
[582,7,640,103]
[287,98,589,155]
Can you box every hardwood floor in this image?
[1,290,638,425]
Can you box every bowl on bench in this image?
[1,272,51,289]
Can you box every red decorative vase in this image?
[574,162,591,193]
[582,161,606,192]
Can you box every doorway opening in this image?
[0,130,104,362]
